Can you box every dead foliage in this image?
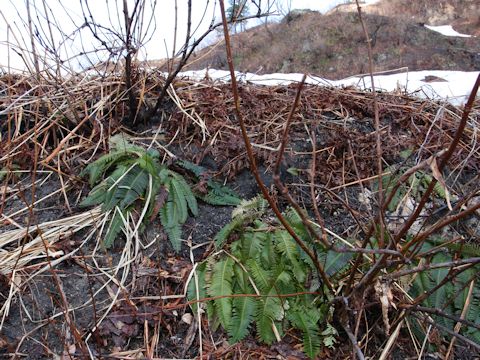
[0,66,479,358]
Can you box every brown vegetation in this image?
[1,1,480,358]
[183,1,479,79]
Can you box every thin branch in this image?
[218,0,333,292]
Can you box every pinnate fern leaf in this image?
[119,168,150,209]
[202,181,241,206]
[230,295,257,342]
[80,135,206,251]
[103,166,149,210]
[81,151,132,186]
[239,231,266,262]
[322,250,353,277]
[169,178,189,224]
[160,203,183,251]
[175,159,241,206]
[274,230,306,283]
[214,216,245,249]
[247,259,290,344]
[104,207,127,248]
[288,308,321,359]
[187,262,207,313]
[79,183,108,207]
[176,159,206,177]
[208,258,235,330]
[172,172,198,216]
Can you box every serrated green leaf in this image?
[288,309,321,359]
[79,183,108,207]
[170,177,188,223]
[274,230,305,283]
[173,173,198,216]
[240,231,266,262]
[214,216,244,249]
[176,159,206,177]
[119,168,150,209]
[230,295,257,342]
[188,262,207,313]
[81,150,131,186]
[104,207,127,248]
[208,258,235,330]
[322,250,353,276]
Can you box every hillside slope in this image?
[328,0,480,35]
[182,1,479,79]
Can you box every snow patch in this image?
[424,25,473,38]
[176,69,479,106]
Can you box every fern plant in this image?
[189,199,346,358]
[375,164,447,212]
[80,134,240,250]
[176,159,241,206]
[408,240,480,346]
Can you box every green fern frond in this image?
[176,159,206,177]
[119,168,151,209]
[100,164,132,210]
[165,224,182,251]
[254,294,286,345]
[160,203,183,251]
[175,159,241,206]
[429,255,450,311]
[284,208,313,241]
[172,172,198,216]
[288,309,321,359]
[109,133,157,157]
[274,230,306,283]
[200,191,241,206]
[254,302,281,345]
[203,181,241,206]
[246,259,272,292]
[321,250,353,277]
[208,258,235,330]
[214,216,245,249]
[136,152,163,177]
[80,135,204,251]
[81,150,132,186]
[232,196,268,219]
[200,199,341,357]
[232,263,251,293]
[104,207,127,248]
[230,295,257,342]
[187,262,207,313]
[79,182,108,207]
[247,259,290,343]
[103,166,149,210]
[239,231,266,262]
[169,177,189,223]
[260,236,281,269]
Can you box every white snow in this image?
[424,25,473,38]
[175,69,479,106]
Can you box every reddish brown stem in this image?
[218,0,333,292]
[398,73,480,252]
[355,0,385,248]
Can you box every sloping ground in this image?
[1,68,480,358]
[328,0,480,36]
[182,7,479,79]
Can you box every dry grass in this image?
[0,59,479,357]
